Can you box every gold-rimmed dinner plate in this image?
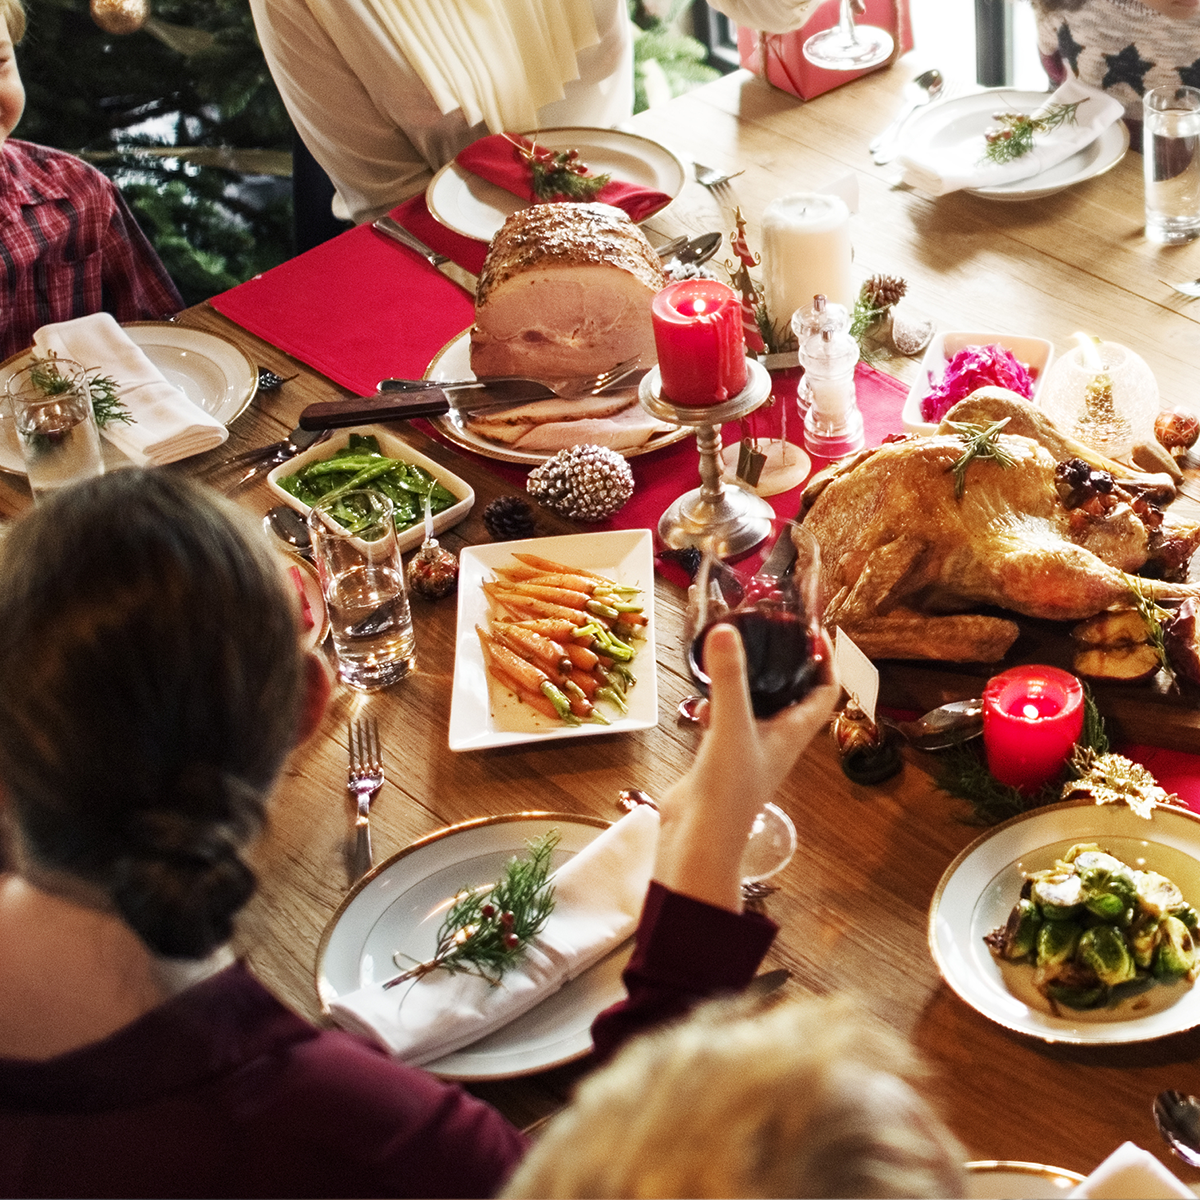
[315,812,632,1081]
[424,329,686,466]
[929,800,1200,1044]
[426,126,685,242]
[965,1160,1086,1198]
[450,530,657,752]
[0,322,258,475]
[901,89,1129,201]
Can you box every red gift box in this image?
[737,0,913,101]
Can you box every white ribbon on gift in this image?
[329,804,659,1066]
[32,313,227,467]
[897,79,1124,197]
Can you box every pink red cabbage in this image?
[920,344,1035,424]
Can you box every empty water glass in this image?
[307,489,416,690]
[5,359,104,502]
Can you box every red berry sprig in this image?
[509,135,611,202]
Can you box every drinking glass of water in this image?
[307,489,416,690]
[1144,85,1200,245]
[5,359,104,502]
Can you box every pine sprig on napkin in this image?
[87,372,133,429]
[982,101,1081,165]
[384,831,560,989]
[508,135,611,202]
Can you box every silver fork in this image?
[347,715,383,882]
[377,355,645,401]
[695,161,745,215]
[1163,278,1200,299]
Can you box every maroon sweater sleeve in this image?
[589,882,778,1065]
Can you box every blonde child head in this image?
[503,993,967,1199]
[0,0,25,43]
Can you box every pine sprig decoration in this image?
[982,101,1082,165]
[511,136,611,202]
[849,274,908,361]
[384,831,560,989]
[87,372,133,429]
[946,418,1017,499]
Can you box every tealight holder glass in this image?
[640,359,774,556]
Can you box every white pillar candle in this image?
[761,193,854,331]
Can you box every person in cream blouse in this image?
[249,0,821,225]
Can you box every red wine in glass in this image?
[688,608,822,718]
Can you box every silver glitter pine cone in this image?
[527,444,634,522]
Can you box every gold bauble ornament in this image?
[90,0,150,35]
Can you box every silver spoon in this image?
[264,505,312,560]
[880,697,983,751]
[870,68,945,163]
[1154,1089,1200,1168]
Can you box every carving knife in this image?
[371,216,479,296]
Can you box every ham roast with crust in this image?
[469,203,665,380]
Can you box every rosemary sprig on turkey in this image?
[947,418,1017,498]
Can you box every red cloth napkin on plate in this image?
[210,195,482,395]
[456,134,672,224]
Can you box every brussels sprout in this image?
[1078,924,1137,987]
[1153,914,1198,980]
[1178,905,1199,930]
[1037,918,1081,968]
[1043,980,1107,1009]
[1001,899,1042,961]
[1130,913,1161,970]
[1062,843,1105,864]
[1084,891,1129,922]
[1135,871,1186,918]
[1032,872,1085,919]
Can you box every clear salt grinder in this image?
[794,296,863,457]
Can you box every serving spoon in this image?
[880,697,984,751]
[264,505,313,560]
[1154,1090,1200,1168]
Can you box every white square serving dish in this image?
[450,529,658,752]
[266,426,474,554]
[901,331,1055,435]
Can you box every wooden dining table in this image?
[9,52,1200,1184]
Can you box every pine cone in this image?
[483,495,538,541]
[862,273,907,310]
[526,445,635,522]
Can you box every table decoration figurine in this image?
[982,665,1085,792]
[641,279,773,554]
[796,301,864,458]
[1038,333,1159,462]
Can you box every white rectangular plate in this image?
[449,529,657,751]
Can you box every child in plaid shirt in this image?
[0,0,182,358]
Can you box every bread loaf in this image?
[469,203,666,380]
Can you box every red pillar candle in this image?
[651,279,748,406]
[983,665,1085,792]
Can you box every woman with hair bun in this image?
[0,469,844,1198]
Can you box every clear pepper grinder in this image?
[790,294,850,417]
[798,301,863,458]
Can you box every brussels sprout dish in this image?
[985,843,1200,1011]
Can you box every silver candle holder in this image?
[639,358,774,556]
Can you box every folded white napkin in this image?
[1067,1141,1194,1198]
[898,79,1124,197]
[329,805,660,1066]
[32,313,227,466]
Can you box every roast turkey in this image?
[801,389,1200,662]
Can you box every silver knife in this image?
[298,382,563,430]
[372,216,478,296]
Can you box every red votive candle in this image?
[651,279,748,406]
[983,665,1085,792]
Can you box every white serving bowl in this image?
[902,332,1056,435]
[267,426,474,554]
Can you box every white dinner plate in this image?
[315,812,633,1080]
[901,89,1130,201]
[930,800,1200,1044]
[425,329,686,465]
[0,322,258,475]
[426,126,686,242]
[965,1160,1086,1198]
[450,529,657,752]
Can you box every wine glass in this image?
[802,0,894,71]
[683,521,825,884]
